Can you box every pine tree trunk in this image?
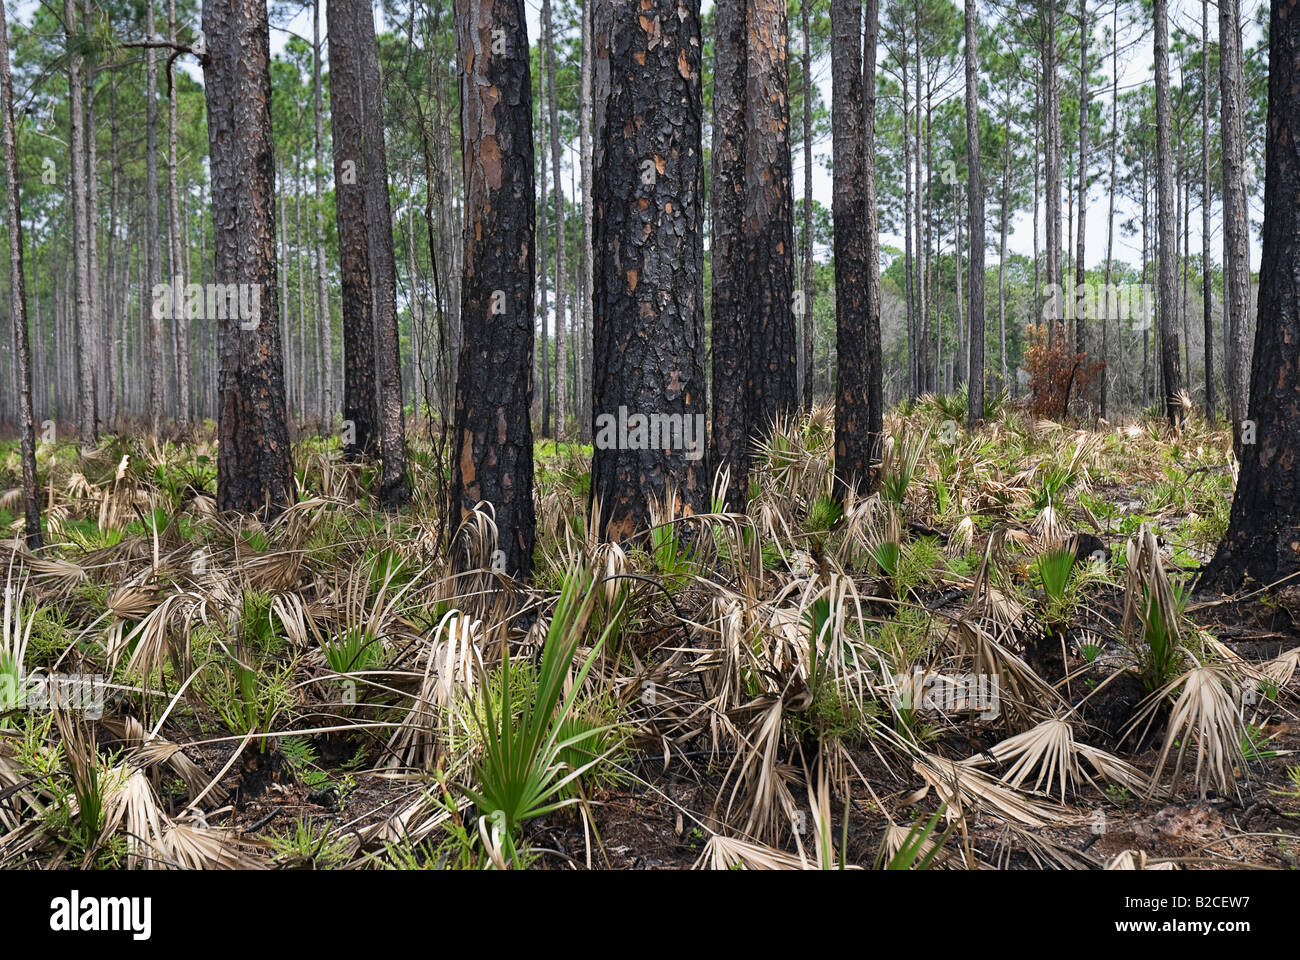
[328,0,378,459]
[542,0,568,439]
[353,5,410,506]
[964,0,984,427]
[831,0,882,494]
[1220,0,1250,447]
[313,0,334,428]
[202,0,294,517]
[1201,0,1214,421]
[591,0,707,541]
[1201,0,1300,592]
[167,0,189,426]
[145,0,163,432]
[744,0,799,431]
[0,1,40,546]
[66,0,96,448]
[450,0,537,576]
[1075,0,1088,369]
[709,0,749,512]
[800,0,814,409]
[1153,0,1184,424]
[580,0,595,442]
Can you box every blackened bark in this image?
[450,0,537,577]
[1201,0,1300,592]
[328,0,378,459]
[831,0,877,494]
[964,0,984,428]
[591,0,707,542]
[800,0,813,410]
[355,5,411,507]
[0,1,40,546]
[710,0,749,512]
[861,0,882,461]
[203,0,294,517]
[744,0,798,434]
[313,0,334,427]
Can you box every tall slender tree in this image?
[964,0,985,427]
[328,0,378,459]
[542,0,568,439]
[202,0,294,516]
[66,0,97,447]
[312,0,334,428]
[710,0,749,512]
[1153,0,1183,424]
[1201,0,1300,592]
[1220,0,1250,446]
[0,0,40,547]
[355,4,411,506]
[831,0,882,493]
[744,0,799,434]
[449,0,536,576]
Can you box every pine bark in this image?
[591,0,707,541]
[1201,0,1300,592]
[0,0,40,546]
[202,0,294,516]
[328,0,379,459]
[450,0,537,576]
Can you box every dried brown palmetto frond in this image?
[971,717,1152,802]
[693,833,807,870]
[1260,647,1300,688]
[913,753,1066,827]
[386,610,483,772]
[1128,663,1250,799]
[161,822,263,869]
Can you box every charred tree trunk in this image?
[800,0,814,410]
[313,0,334,428]
[710,0,749,512]
[355,4,411,507]
[831,0,882,494]
[202,0,294,517]
[964,0,984,428]
[0,1,40,546]
[450,0,537,577]
[744,0,799,435]
[328,0,378,459]
[1201,0,1300,592]
[591,0,707,541]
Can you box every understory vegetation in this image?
[2,395,1298,870]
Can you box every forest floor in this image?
[1,391,1298,870]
